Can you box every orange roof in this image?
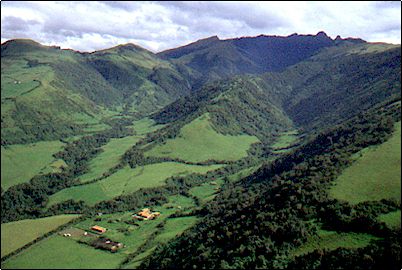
[91,225,106,233]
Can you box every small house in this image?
[132,208,160,221]
[91,225,106,234]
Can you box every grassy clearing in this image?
[1,214,79,258]
[329,122,401,204]
[145,113,259,162]
[1,60,51,99]
[272,130,299,149]
[130,117,165,135]
[48,162,222,206]
[78,135,142,183]
[378,210,401,229]
[189,179,224,205]
[1,141,65,190]
[155,216,198,243]
[1,235,124,269]
[291,230,378,257]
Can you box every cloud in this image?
[1,1,401,53]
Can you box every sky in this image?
[1,1,401,53]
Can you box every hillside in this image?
[158,32,365,89]
[1,39,192,144]
[1,33,401,270]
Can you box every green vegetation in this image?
[153,216,199,245]
[271,130,299,153]
[330,122,401,204]
[378,210,401,229]
[48,162,222,206]
[1,235,124,269]
[1,214,79,258]
[130,118,164,135]
[1,141,65,190]
[291,230,378,257]
[146,113,259,162]
[78,135,142,183]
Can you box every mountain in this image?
[1,39,192,144]
[152,41,400,144]
[158,32,366,89]
[1,33,401,270]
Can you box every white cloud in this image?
[1,1,401,53]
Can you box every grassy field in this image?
[48,162,222,206]
[329,121,401,204]
[271,130,299,149]
[189,179,224,205]
[1,235,124,269]
[145,113,259,162]
[78,135,142,183]
[1,141,65,190]
[291,230,378,257]
[1,214,79,258]
[378,210,401,229]
[130,118,165,135]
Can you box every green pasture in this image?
[145,113,259,162]
[291,229,379,257]
[48,162,222,206]
[378,210,401,229]
[329,122,401,204]
[78,135,142,183]
[1,235,124,269]
[1,141,65,190]
[1,214,79,258]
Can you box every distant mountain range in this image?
[2,32,399,145]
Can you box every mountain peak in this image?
[316,31,330,38]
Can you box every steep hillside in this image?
[158,32,365,89]
[141,99,401,270]
[152,42,400,146]
[152,76,294,145]
[86,44,192,114]
[267,43,401,131]
[1,39,191,144]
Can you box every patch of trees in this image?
[1,124,133,223]
[140,102,401,269]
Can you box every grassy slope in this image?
[329,122,401,204]
[48,163,223,206]
[1,214,79,258]
[1,235,124,269]
[1,49,114,144]
[1,141,65,190]
[146,113,259,162]
[78,135,142,183]
[291,230,378,257]
[271,130,300,153]
[378,210,401,229]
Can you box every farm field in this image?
[1,235,124,269]
[291,229,379,257]
[78,135,143,183]
[1,140,65,190]
[72,194,199,267]
[329,121,401,204]
[378,210,401,229]
[48,162,223,206]
[1,214,79,258]
[145,113,259,162]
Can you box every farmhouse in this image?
[91,225,107,234]
[132,208,160,221]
